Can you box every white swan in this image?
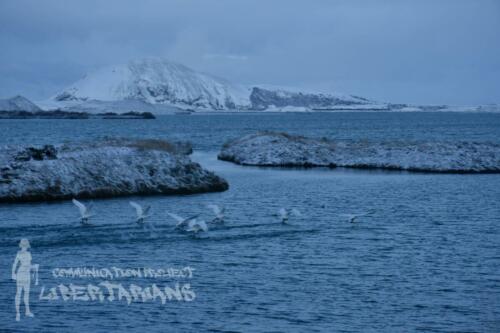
[72,199,94,224]
[278,208,301,224]
[167,212,200,229]
[186,219,208,234]
[129,201,151,224]
[207,204,225,224]
[278,208,289,224]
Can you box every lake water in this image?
[0,112,499,332]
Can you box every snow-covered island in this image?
[0,139,228,202]
[218,132,500,173]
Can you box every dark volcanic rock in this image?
[15,145,57,162]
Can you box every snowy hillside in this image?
[46,58,380,112]
[0,95,41,112]
[51,58,251,111]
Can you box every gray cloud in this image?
[1,0,499,104]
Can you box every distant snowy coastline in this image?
[21,58,423,112]
[2,58,499,114]
[2,94,499,115]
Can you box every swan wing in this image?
[129,201,143,217]
[167,212,185,223]
[72,199,87,217]
[184,214,200,223]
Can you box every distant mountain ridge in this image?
[0,95,41,112]
[5,58,497,114]
[249,87,372,110]
[47,57,379,112]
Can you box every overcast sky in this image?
[1,0,499,104]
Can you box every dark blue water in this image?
[0,112,499,332]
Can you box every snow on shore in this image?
[0,139,228,202]
[218,132,500,173]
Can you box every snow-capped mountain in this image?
[51,58,250,111]
[0,95,42,112]
[46,57,381,112]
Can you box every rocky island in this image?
[0,110,155,119]
[218,132,500,173]
[0,139,228,202]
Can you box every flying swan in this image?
[167,212,200,230]
[278,208,301,224]
[72,199,94,225]
[207,204,225,224]
[129,201,151,224]
[186,219,209,234]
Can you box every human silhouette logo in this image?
[11,238,38,322]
